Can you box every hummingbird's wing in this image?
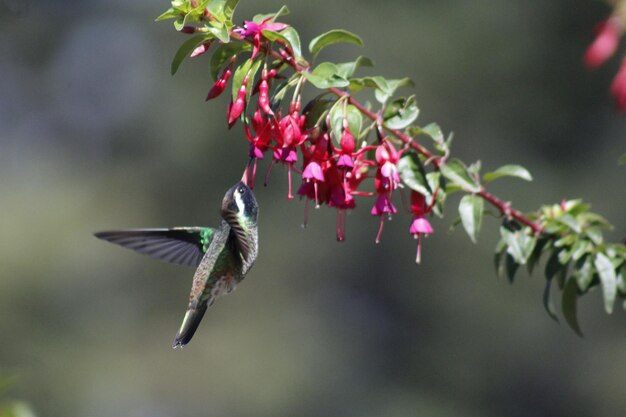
[94,227,215,267]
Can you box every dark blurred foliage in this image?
[0,0,625,416]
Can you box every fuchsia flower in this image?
[584,18,623,69]
[227,74,249,126]
[371,192,397,216]
[190,41,213,58]
[611,58,626,111]
[245,110,272,159]
[207,58,234,100]
[409,191,434,264]
[371,140,401,243]
[255,67,276,115]
[336,128,356,169]
[298,133,330,207]
[244,110,273,188]
[265,108,308,199]
[236,19,289,59]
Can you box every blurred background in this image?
[1,0,625,416]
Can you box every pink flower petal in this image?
[584,19,622,69]
[409,216,433,235]
[302,161,325,182]
[371,194,397,216]
[337,154,354,169]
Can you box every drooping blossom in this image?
[244,110,273,187]
[207,58,234,100]
[336,128,356,170]
[265,107,308,199]
[371,140,402,243]
[257,67,274,115]
[227,74,249,126]
[584,18,623,69]
[298,133,330,211]
[190,41,213,58]
[611,58,626,111]
[409,191,434,264]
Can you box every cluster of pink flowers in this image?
[584,16,626,111]
[199,19,435,261]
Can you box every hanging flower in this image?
[584,18,623,69]
[611,58,626,111]
[370,140,402,243]
[206,58,234,100]
[409,191,434,264]
[227,75,249,127]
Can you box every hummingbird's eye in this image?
[238,187,245,194]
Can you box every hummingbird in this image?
[94,180,259,348]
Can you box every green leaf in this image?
[440,159,480,193]
[459,195,483,243]
[348,76,383,92]
[494,239,507,279]
[501,227,537,265]
[207,21,230,43]
[595,252,617,314]
[527,238,549,275]
[223,0,240,21]
[426,172,445,216]
[398,153,431,197]
[210,42,251,80]
[421,123,444,143]
[383,96,419,130]
[570,239,589,262]
[328,103,362,146]
[174,17,185,32]
[618,269,626,293]
[336,56,374,79]
[543,277,559,322]
[280,27,302,60]
[231,58,254,100]
[585,226,604,245]
[155,7,180,22]
[344,104,362,139]
[619,153,626,166]
[302,62,349,89]
[245,59,262,100]
[374,77,414,104]
[171,34,211,75]
[579,212,613,229]
[467,160,482,177]
[545,249,563,281]
[309,29,363,56]
[253,5,289,22]
[302,95,335,129]
[483,164,533,183]
[556,214,581,233]
[574,255,594,291]
[562,278,583,337]
[506,253,519,283]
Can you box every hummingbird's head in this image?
[221,181,258,225]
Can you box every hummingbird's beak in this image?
[241,157,254,186]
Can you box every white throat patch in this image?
[234,191,245,215]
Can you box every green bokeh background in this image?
[1,0,625,416]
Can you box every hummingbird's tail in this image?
[172,305,208,348]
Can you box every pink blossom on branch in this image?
[611,58,626,111]
[409,191,434,264]
[235,19,289,59]
[584,18,623,69]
